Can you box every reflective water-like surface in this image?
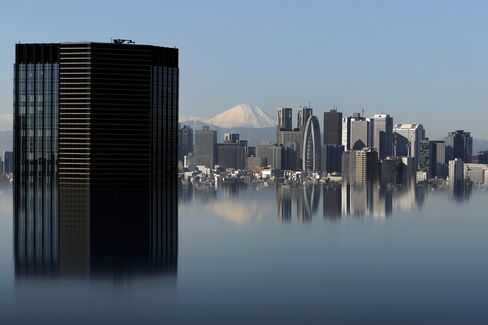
[1,182,488,324]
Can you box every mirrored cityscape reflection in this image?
[180,181,476,224]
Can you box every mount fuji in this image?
[209,104,275,129]
[180,104,276,146]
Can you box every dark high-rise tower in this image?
[179,125,194,162]
[194,126,217,168]
[323,108,343,145]
[447,130,473,163]
[277,108,293,131]
[14,41,178,276]
[322,108,344,174]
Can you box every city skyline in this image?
[1,1,488,138]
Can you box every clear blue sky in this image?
[1,0,488,138]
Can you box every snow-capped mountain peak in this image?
[209,104,275,128]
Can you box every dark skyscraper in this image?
[323,108,343,145]
[323,108,344,173]
[447,130,473,163]
[479,151,488,164]
[14,41,178,276]
[369,114,393,160]
[217,142,245,170]
[418,138,432,176]
[194,126,217,168]
[2,151,13,174]
[179,125,194,162]
[277,107,293,131]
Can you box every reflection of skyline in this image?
[276,183,431,222]
[177,181,476,225]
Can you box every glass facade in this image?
[14,61,59,275]
[151,65,179,267]
[302,116,321,171]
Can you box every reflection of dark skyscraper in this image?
[276,185,292,222]
[323,185,342,221]
[14,41,178,277]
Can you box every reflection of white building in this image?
[393,185,417,211]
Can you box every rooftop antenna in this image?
[113,38,135,45]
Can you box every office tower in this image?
[393,123,425,161]
[217,142,245,170]
[282,143,299,170]
[447,130,473,163]
[3,151,13,174]
[449,158,464,185]
[479,151,488,164]
[321,144,343,174]
[178,125,193,162]
[258,142,273,167]
[431,140,448,178]
[418,139,432,176]
[223,133,239,143]
[276,108,304,170]
[323,108,343,173]
[256,143,284,170]
[369,114,393,160]
[277,107,293,131]
[195,126,217,168]
[323,108,343,145]
[342,148,378,184]
[302,116,321,171]
[269,145,284,170]
[297,106,313,131]
[14,41,178,276]
[341,116,351,150]
[350,115,370,151]
[464,163,488,184]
